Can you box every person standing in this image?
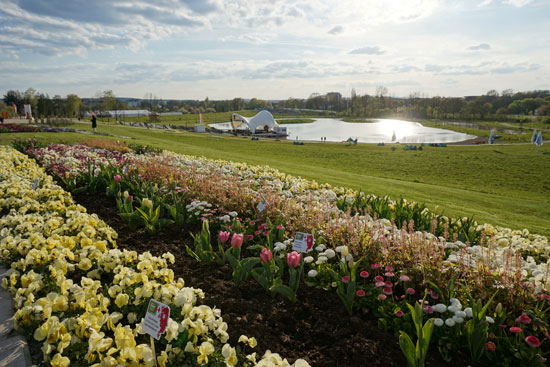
[91,114,97,133]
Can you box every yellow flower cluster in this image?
[0,146,309,367]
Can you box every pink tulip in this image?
[114,175,121,183]
[260,248,273,263]
[231,233,244,249]
[525,336,540,348]
[219,231,230,243]
[287,251,301,268]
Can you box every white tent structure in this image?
[230,110,280,134]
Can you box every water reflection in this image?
[209,118,475,144]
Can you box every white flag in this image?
[536,131,543,147]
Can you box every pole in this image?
[150,335,158,367]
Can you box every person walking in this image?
[91,114,97,133]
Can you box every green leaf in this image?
[399,331,418,367]
[270,284,296,303]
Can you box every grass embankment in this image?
[2,122,549,236]
[94,111,321,127]
[340,117,376,123]
[277,118,315,124]
[419,120,546,143]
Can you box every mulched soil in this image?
[68,192,469,367]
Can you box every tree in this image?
[3,90,23,115]
[508,100,525,115]
[37,93,54,117]
[100,90,117,112]
[24,88,39,116]
[66,94,81,117]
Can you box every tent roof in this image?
[231,110,279,133]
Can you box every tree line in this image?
[3,87,550,123]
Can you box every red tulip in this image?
[231,233,244,249]
[286,251,301,268]
[260,248,273,263]
[219,231,230,243]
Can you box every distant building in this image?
[194,125,206,133]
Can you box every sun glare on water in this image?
[379,119,417,141]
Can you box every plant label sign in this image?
[257,197,268,213]
[143,299,171,340]
[32,179,39,190]
[292,232,314,253]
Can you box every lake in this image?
[210,118,476,143]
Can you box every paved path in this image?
[0,266,32,367]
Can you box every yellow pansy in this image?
[197,341,214,364]
[115,293,129,308]
[50,353,70,367]
[238,335,257,348]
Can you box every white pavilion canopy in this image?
[230,110,279,133]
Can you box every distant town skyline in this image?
[1,0,549,100]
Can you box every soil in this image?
[65,192,470,367]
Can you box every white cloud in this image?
[349,46,385,55]
[467,43,491,50]
[478,0,493,6]
[504,0,532,6]
[328,26,343,35]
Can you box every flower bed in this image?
[0,146,309,367]
[11,140,550,366]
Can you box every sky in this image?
[0,0,549,100]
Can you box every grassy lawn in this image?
[90,111,323,127]
[2,122,549,236]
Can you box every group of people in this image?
[320,136,327,142]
